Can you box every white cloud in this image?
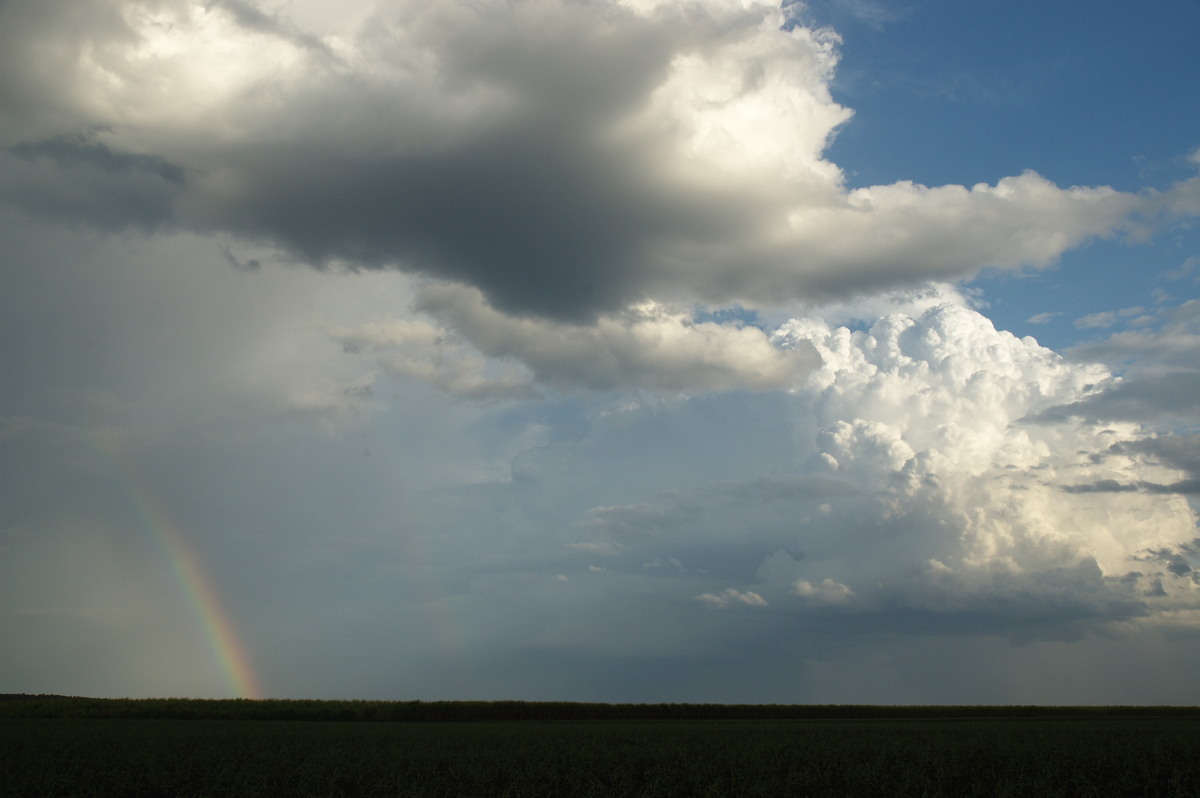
[696,588,768,608]
[774,300,1195,584]
[792,578,855,603]
[748,172,1141,301]
[549,291,1199,637]
[1075,311,1118,329]
[1074,306,1148,330]
[1164,255,1199,282]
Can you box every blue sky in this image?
[822,0,1199,189]
[816,0,1200,351]
[2,0,1199,703]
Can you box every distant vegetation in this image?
[4,694,1198,722]
[4,697,1199,796]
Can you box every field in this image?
[3,698,1199,796]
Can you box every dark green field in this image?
[3,697,1199,797]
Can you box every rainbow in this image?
[92,427,264,700]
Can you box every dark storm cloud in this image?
[221,247,261,272]
[193,133,721,321]
[9,133,185,185]
[165,0,792,322]
[0,0,736,320]
[3,133,186,230]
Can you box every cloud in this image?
[207,0,336,55]
[328,314,537,400]
[3,131,186,230]
[4,0,1200,704]
[1048,299,1200,422]
[328,283,820,393]
[1065,434,1200,497]
[1041,371,1200,423]
[792,577,855,603]
[222,246,261,272]
[828,0,903,30]
[1074,311,1118,330]
[1,0,1192,325]
[9,133,185,185]
[1071,299,1200,368]
[540,290,1200,643]
[1074,306,1148,330]
[1164,255,1199,282]
[696,588,767,608]
[1118,434,1200,475]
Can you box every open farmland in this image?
[3,698,1199,797]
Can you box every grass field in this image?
[3,698,1199,796]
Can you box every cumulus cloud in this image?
[1,0,1192,327]
[775,295,1194,601]
[552,288,1199,639]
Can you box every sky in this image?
[2,0,1199,704]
